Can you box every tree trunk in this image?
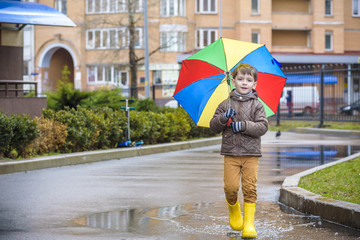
[128,0,138,98]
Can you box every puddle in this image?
[265,144,360,173]
[73,144,360,239]
[74,200,360,239]
[74,202,228,236]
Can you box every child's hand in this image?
[230,122,242,133]
[222,109,237,121]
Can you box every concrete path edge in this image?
[293,127,360,136]
[0,137,222,175]
[279,151,360,230]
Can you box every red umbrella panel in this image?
[174,38,287,128]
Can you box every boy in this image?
[210,63,268,238]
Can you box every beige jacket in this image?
[209,90,268,156]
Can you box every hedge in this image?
[0,107,216,159]
[0,112,39,158]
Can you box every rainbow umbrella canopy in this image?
[173,37,287,128]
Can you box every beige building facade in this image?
[29,0,360,101]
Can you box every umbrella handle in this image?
[226,118,232,127]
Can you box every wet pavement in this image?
[0,131,360,239]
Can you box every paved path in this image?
[0,131,359,239]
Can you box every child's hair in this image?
[231,63,258,81]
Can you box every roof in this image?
[272,53,359,64]
[286,74,338,84]
[0,0,76,27]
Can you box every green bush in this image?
[186,113,217,138]
[125,109,191,144]
[0,113,39,158]
[46,81,89,111]
[91,107,128,148]
[135,98,161,112]
[81,88,126,110]
[1,95,217,159]
[0,113,13,157]
[31,117,68,155]
[165,109,191,142]
[146,112,171,144]
[42,106,127,152]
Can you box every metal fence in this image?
[127,67,360,124]
[270,67,360,125]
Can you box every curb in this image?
[293,127,360,137]
[0,137,221,175]
[279,151,360,229]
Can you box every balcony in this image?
[272,13,312,31]
[272,29,312,53]
[0,80,47,118]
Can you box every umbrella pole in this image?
[226,72,232,108]
[226,72,233,127]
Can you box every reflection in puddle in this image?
[74,202,218,236]
[74,200,360,239]
[73,144,360,239]
[266,145,360,173]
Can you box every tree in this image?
[128,0,138,98]
[46,65,89,110]
[127,0,164,98]
[83,0,173,99]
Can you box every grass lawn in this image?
[269,120,360,132]
[298,157,360,205]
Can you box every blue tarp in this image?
[0,0,75,27]
[285,74,338,84]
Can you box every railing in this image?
[272,67,360,124]
[0,80,38,97]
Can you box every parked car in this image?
[339,99,360,116]
[279,86,320,116]
[165,100,179,108]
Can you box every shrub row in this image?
[0,113,39,158]
[0,107,216,159]
[42,106,127,152]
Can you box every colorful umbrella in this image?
[173,37,287,128]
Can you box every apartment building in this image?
[28,0,360,102]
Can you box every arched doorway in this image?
[38,43,78,93]
[48,48,74,90]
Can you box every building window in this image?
[97,66,104,82]
[325,31,333,51]
[88,66,96,82]
[252,0,259,14]
[114,68,128,87]
[153,70,162,85]
[251,30,260,44]
[55,0,67,15]
[353,0,360,16]
[87,65,129,86]
[196,0,217,14]
[196,29,217,49]
[160,32,186,52]
[325,0,332,16]
[86,0,142,14]
[161,0,185,17]
[86,28,143,49]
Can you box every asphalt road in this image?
[0,131,359,239]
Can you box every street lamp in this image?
[144,0,150,98]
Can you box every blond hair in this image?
[231,63,258,81]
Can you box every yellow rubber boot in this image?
[242,202,257,238]
[227,198,243,231]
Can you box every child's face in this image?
[232,71,257,95]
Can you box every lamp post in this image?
[219,0,222,37]
[144,0,150,98]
